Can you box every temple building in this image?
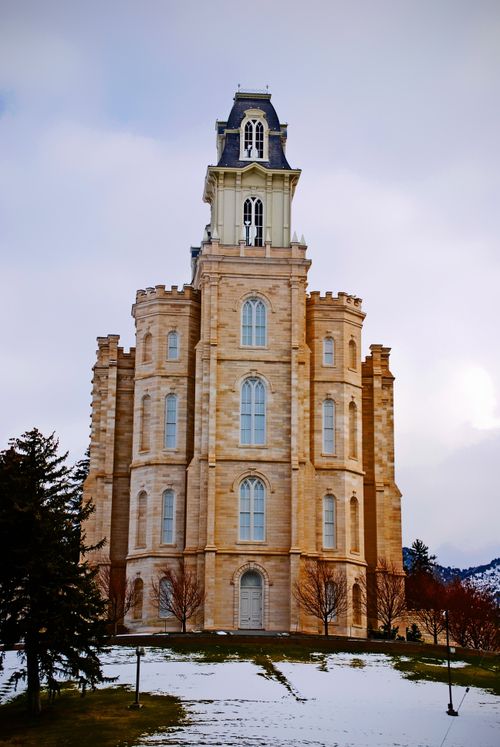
[84,90,402,634]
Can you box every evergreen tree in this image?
[0,430,107,715]
[405,539,437,575]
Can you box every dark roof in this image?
[217,92,292,170]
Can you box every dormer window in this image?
[244,120,264,158]
[240,110,269,161]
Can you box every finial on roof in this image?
[211,227,219,241]
[292,231,298,243]
[300,234,306,244]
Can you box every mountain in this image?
[402,548,500,599]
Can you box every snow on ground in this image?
[1,647,498,747]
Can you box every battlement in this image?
[96,335,135,366]
[307,291,363,309]
[135,283,200,303]
[362,344,393,377]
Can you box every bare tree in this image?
[151,565,203,633]
[360,557,406,638]
[96,564,138,635]
[447,578,499,651]
[406,571,447,644]
[293,560,348,636]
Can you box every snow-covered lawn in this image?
[1,647,498,746]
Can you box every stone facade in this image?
[84,91,402,635]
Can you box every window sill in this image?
[239,443,267,449]
[237,539,267,545]
[321,453,337,458]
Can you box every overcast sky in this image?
[1,0,499,568]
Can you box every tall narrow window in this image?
[159,577,172,618]
[142,332,152,363]
[349,401,358,458]
[323,337,334,366]
[243,197,263,246]
[140,394,151,451]
[243,119,264,159]
[352,583,362,626]
[164,394,178,449]
[239,477,265,541]
[133,578,143,620]
[241,378,266,445]
[350,497,360,553]
[349,339,357,370]
[167,330,179,360]
[323,495,336,548]
[136,491,147,548]
[162,489,175,544]
[322,399,335,454]
[242,298,266,347]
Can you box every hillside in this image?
[402,548,500,598]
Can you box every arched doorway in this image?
[240,570,263,629]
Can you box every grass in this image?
[0,685,185,747]
[391,654,500,696]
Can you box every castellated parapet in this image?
[83,90,402,636]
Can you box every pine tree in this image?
[405,539,437,575]
[0,430,107,715]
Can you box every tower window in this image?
[167,330,179,360]
[239,477,265,541]
[349,339,357,370]
[164,394,178,449]
[240,377,266,445]
[162,489,175,544]
[243,197,263,246]
[142,332,152,363]
[140,394,151,451]
[349,401,358,458]
[323,495,336,548]
[243,119,264,159]
[350,496,360,553]
[242,298,266,347]
[322,399,335,454]
[136,491,147,548]
[323,337,334,366]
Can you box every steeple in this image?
[203,90,301,248]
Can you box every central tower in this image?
[187,91,312,630]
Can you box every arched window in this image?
[167,330,179,360]
[142,332,152,363]
[323,337,334,366]
[164,394,178,449]
[242,298,266,347]
[162,489,175,544]
[239,477,265,541]
[243,197,263,246]
[323,495,336,548]
[349,401,358,458]
[133,578,143,620]
[322,399,335,454]
[243,119,264,159]
[136,491,147,548]
[349,339,357,370]
[159,577,173,618]
[352,583,362,626]
[350,497,360,553]
[240,378,266,445]
[140,394,151,451]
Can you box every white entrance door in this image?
[240,571,263,629]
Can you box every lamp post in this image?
[129,646,145,709]
[444,610,458,717]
